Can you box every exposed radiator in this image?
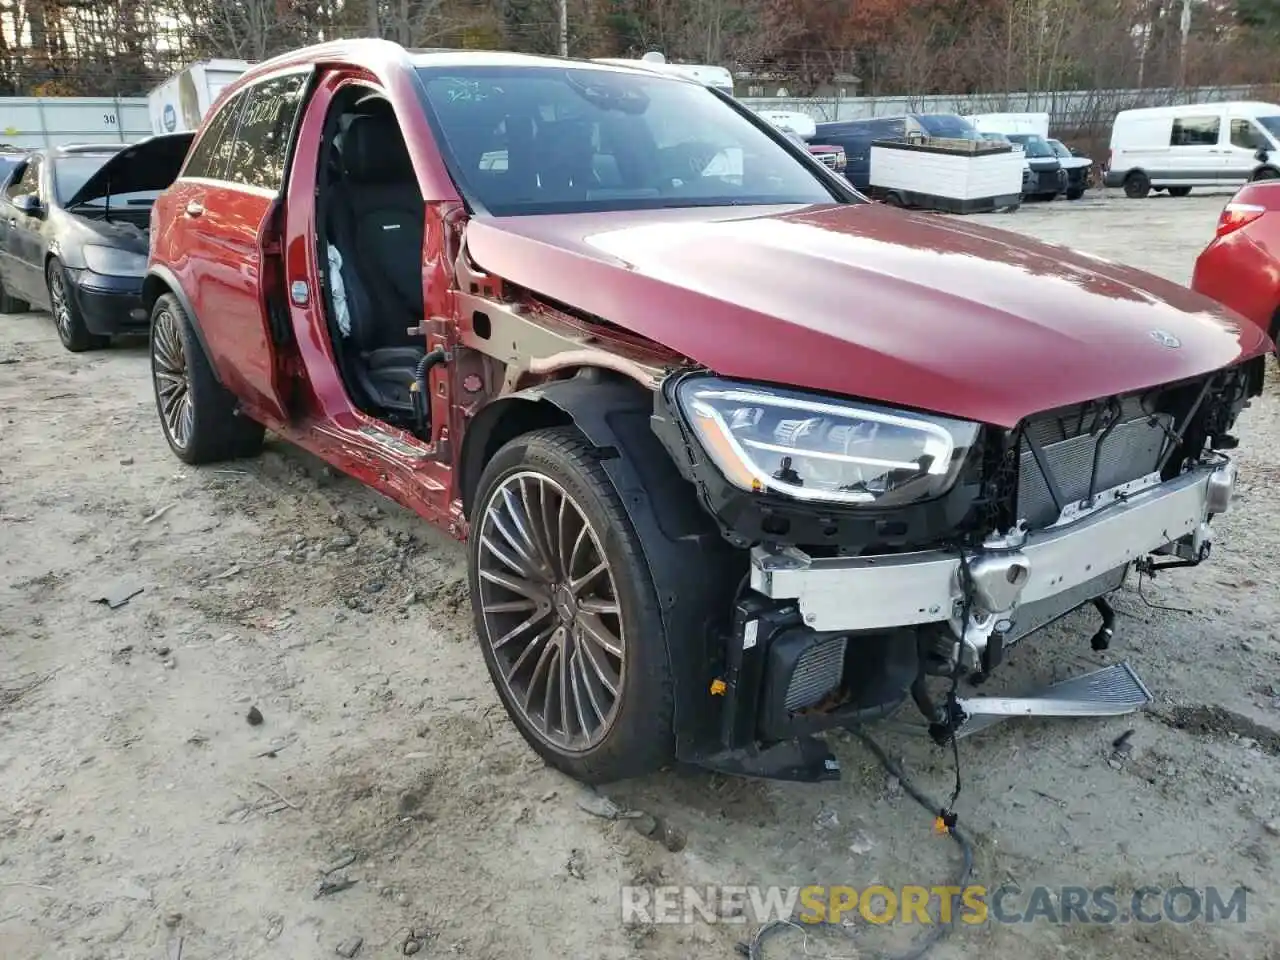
[784,636,847,711]
[1017,398,1172,529]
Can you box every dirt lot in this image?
[3,188,1280,960]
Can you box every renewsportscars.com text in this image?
[620,883,1248,926]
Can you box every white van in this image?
[1104,101,1280,197]
[592,52,734,96]
[965,112,1050,138]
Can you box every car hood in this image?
[63,132,194,209]
[463,202,1268,428]
[61,213,150,254]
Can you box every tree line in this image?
[0,0,1276,100]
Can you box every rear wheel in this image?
[1123,171,1151,199]
[1168,186,1192,197]
[1253,166,1279,181]
[0,275,29,313]
[150,292,264,465]
[48,258,107,352]
[468,426,674,784]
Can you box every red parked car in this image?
[144,40,1264,785]
[1191,181,1280,348]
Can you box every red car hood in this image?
[463,203,1267,427]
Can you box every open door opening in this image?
[314,88,435,436]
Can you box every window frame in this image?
[4,154,43,202]
[180,88,250,183]
[1169,115,1221,147]
[180,65,313,192]
[222,69,311,194]
[1229,118,1267,151]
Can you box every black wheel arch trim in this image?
[143,266,222,387]
[462,372,742,761]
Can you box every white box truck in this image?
[148,59,252,136]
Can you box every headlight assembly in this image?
[82,244,148,278]
[676,377,980,507]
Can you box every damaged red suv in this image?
[145,40,1266,785]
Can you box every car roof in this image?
[235,38,689,88]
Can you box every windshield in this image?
[1008,134,1054,158]
[915,114,980,139]
[1047,140,1071,158]
[415,66,845,216]
[54,153,164,207]
[1255,116,1280,141]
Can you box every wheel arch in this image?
[461,365,742,761]
[1252,165,1280,181]
[143,267,223,386]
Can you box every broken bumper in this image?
[749,460,1236,644]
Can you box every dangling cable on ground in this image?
[741,545,979,959]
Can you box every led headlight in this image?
[82,244,147,278]
[676,377,980,506]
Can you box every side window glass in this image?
[1230,119,1264,150]
[183,91,247,181]
[1170,116,1220,146]
[6,155,42,200]
[224,73,307,192]
[4,161,31,200]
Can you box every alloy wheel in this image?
[151,307,194,449]
[49,270,72,340]
[477,471,625,753]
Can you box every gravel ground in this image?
[3,189,1279,960]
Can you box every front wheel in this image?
[149,292,264,465]
[1066,187,1085,201]
[468,426,674,784]
[1123,171,1151,199]
[48,258,107,352]
[1167,186,1192,197]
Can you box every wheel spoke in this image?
[579,597,620,616]
[478,566,545,602]
[483,598,538,615]
[505,624,555,684]
[578,624,621,697]
[524,628,559,715]
[480,533,538,580]
[569,560,607,596]
[489,496,546,582]
[518,476,558,578]
[492,606,552,651]
[571,647,606,726]
[577,610,623,659]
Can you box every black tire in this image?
[1123,171,1151,199]
[1066,187,1085,201]
[149,292,264,465]
[1252,166,1279,181]
[882,192,904,207]
[0,275,29,313]
[1168,186,1192,197]
[468,426,674,784]
[48,258,107,352]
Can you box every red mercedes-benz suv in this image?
[143,39,1264,786]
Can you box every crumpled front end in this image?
[652,360,1258,769]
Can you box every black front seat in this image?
[326,104,426,413]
